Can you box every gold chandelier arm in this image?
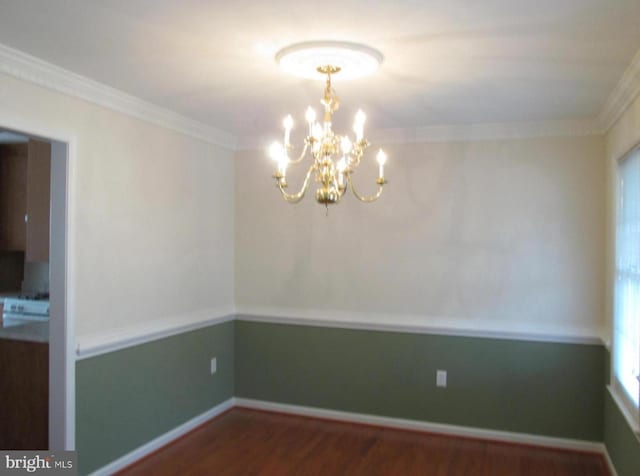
[347,174,384,203]
[287,142,310,165]
[278,165,315,203]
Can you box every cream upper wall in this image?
[235,135,606,339]
[0,71,235,340]
[0,58,611,343]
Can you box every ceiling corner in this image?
[0,42,238,151]
[598,48,640,133]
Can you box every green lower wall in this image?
[235,320,604,441]
[76,319,616,474]
[76,320,234,475]
[604,392,640,476]
[603,350,640,476]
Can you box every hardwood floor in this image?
[118,408,609,476]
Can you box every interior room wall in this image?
[235,320,604,441]
[76,321,234,474]
[0,71,235,342]
[235,135,606,340]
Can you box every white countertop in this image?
[0,318,49,343]
[0,296,50,343]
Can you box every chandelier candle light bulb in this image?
[268,141,288,182]
[341,136,352,154]
[278,155,288,180]
[268,141,283,162]
[269,41,387,207]
[305,107,316,135]
[376,149,387,180]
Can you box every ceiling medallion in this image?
[268,41,388,208]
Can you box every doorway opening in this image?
[0,125,74,450]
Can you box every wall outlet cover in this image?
[210,357,217,375]
[436,370,447,388]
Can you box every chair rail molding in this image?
[76,306,235,360]
[235,306,606,346]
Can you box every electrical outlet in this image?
[210,357,217,375]
[436,370,447,388]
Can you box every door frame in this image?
[0,116,76,450]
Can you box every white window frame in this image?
[612,143,640,433]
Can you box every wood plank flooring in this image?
[118,408,609,476]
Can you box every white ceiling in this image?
[0,0,639,139]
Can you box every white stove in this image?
[2,297,49,327]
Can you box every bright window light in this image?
[614,146,640,422]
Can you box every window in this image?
[614,146,640,426]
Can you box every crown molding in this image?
[598,48,640,133]
[2,40,624,152]
[368,118,602,145]
[236,117,602,151]
[0,43,237,150]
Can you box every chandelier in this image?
[268,41,388,207]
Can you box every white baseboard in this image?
[90,397,235,476]
[235,397,605,454]
[91,397,613,475]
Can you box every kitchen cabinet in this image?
[0,143,27,251]
[0,338,49,450]
[25,140,51,262]
[0,139,50,262]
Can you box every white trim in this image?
[369,118,601,145]
[236,118,602,150]
[0,40,612,151]
[603,446,620,476]
[65,138,77,450]
[88,397,609,474]
[89,397,236,476]
[6,38,640,151]
[607,385,640,435]
[48,140,73,450]
[599,49,640,132]
[235,307,605,345]
[76,307,236,359]
[235,398,605,453]
[0,43,236,150]
[73,307,606,364]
